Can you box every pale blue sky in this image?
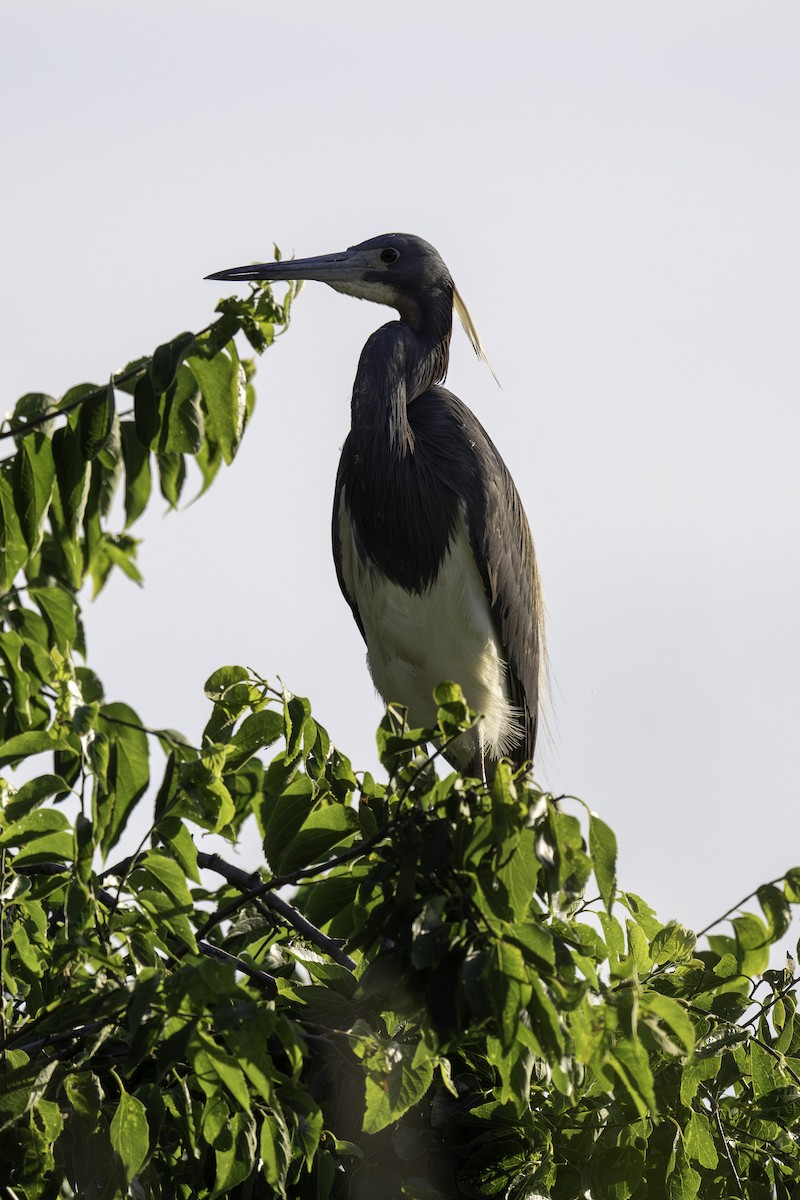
[2,1,799,939]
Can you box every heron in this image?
[207,234,544,778]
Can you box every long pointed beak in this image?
[205,249,361,285]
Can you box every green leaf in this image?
[784,866,800,902]
[204,664,249,700]
[62,1073,102,1130]
[0,729,60,768]
[0,469,29,590]
[363,1039,435,1134]
[157,366,204,455]
[749,1038,778,1098]
[77,382,115,460]
[0,630,31,724]
[10,392,57,438]
[97,703,150,854]
[641,993,695,1056]
[150,331,197,394]
[508,920,555,969]
[589,812,617,912]
[590,1146,644,1199]
[4,773,71,822]
[619,891,662,938]
[694,1022,749,1059]
[0,806,71,847]
[684,1110,718,1169]
[650,921,696,965]
[52,423,90,533]
[96,416,123,516]
[157,817,200,883]
[120,420,152,527]
[191,312,240,360]
[201,1093,229,1148]
[227,709,284,770]
[187,343,245,464]
[278,804,358,874]
[209,1110,257,1198]
[110,1083,150,1182]
[194,1035,252,1113]
[140,850,193,909]
[732,912,770,975]
[260,1108,291,1196]
[758,883,792,942]
[667,1141,701,1200]
[190,436,221,502]
[608,1037,657,1117]
[296,874,361,930]
[134,372,160,446]
[14,431,56,552]
[260,773,316,872]
[31,585,77,652]
[0,1059,58,1133]
[157,452,185,508]
[495,827,540,921]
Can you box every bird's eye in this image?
[380,248,400,264]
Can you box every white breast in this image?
[337,502,523,769]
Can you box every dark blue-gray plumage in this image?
[207,234,544,777]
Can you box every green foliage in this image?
[2,299,800,1199]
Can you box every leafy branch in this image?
[2,291,799,1199]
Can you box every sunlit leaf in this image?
[110,1083,149,1182]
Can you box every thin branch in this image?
[196,851,356,971]
[696,875,786,939]
[99,710,197,752]
[192,733,464,947]
[11,861,70,878]
[98,853,145,885]
[192,820,395,947]
[11,1017,117,1057]
[743,972,800,1030]
[260,891,355,972]
[196,939,277,994]
[0,384,113,441]
[705,1087,746,1200]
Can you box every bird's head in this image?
[207,233,492,368]
[207,233,447,325]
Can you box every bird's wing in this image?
[444,394,543,767]
[331,445,367,641]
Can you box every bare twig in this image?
[98,710,197,753]
[192,821,394,947]
[196,851,356,971]
[196,940,277,993]
[696,875,786,939]
[260,891,355,972]
[705,1087,746,1200]
[743,972,800,1030]
[11,1018,116,1058]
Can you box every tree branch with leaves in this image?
[1,283,799,1199]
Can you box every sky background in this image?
[2,2,798,946]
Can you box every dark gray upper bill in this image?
[205,252,351,283]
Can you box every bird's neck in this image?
[350,312,452,454]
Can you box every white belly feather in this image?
[337,502,522,767]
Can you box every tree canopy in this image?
[0,282,799,1199]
